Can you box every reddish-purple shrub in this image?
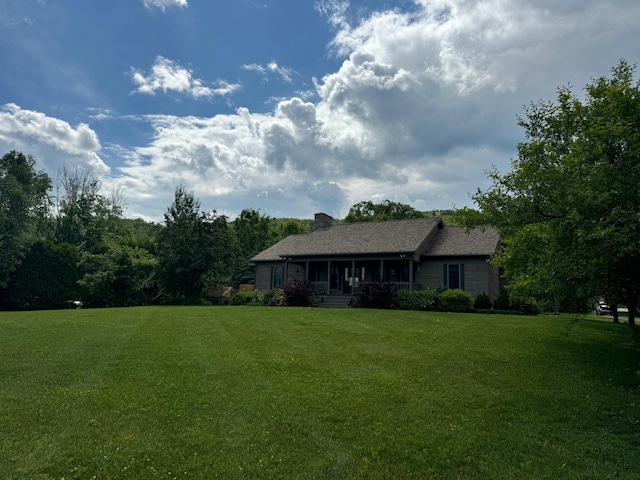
[282,279,313,307]
[351,282,394,309]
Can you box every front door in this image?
[330,263,351,294]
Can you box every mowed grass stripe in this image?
[0,307,638,479]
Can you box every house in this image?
[251,213,503,302]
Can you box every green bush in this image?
[230,290,259,305]
[394,289,439,311]
[512,298,541,315]
[493,288,540,315]
[474,293,492,310]
[261,288,284,306]
[438,289,474,312]
[309,293,322,307]
[494,289,511,310]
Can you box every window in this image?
[443,264,465,290]
[271,266,284,289]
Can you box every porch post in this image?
[351,260,356,294]
[327,260,331,296]
[305,261,309,282]
[380,260,384,282]
[409,259,414,291]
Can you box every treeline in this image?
[0,151,311,310]
[2,150,453,310]
[343,200,456,223]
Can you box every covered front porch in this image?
[284,257,422,296]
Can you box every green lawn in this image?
[0,307,638,479]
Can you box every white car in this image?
[594,301,611,315]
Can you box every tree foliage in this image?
[273,218,312,238]
[462,60,640,324]
[0,151,51,287]
[156,185,235,303]
[54,166,123,253]
[78,240,158,308]
[2,240,79,310]
[230,210,311,286]
[344,200,426,223]
[233,209,274,259]
[231,209,274,285]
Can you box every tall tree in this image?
[230,212,312,286]
[54,166,123,253]
[2,240,79,310]
[156,185,235,302]
[463,60,640,325]
[77,239,158,308]
[0,151,51,287]
[231,209,274,286]
[233,209,274,260]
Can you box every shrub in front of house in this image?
[230,290,260,305]
[282,279,314,307]
[261,288,284,306]
[511,296,541,315]
[491,288,540,315]
[438,289,474,312]
[351,282,394,309]
[474,293,492,310]
[309,294,322,307]
[394,289,439,311]
[494,289,511,310]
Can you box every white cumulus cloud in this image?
[0,103,109,175]
[114,108,347,219]
[131,56,240,99]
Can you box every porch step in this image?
[321,295,352,308]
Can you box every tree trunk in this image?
[612,303,619,324]
[625,292,638,328]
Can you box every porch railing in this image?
[309,282,329,295]
[381,282,422,292]
[309,281,422,294]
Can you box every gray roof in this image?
[425,226,500,256]
[251,217,443,262]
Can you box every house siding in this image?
[416,257,500,300]
[258,258,500,299]
[255,262,282,291]
[255,261,306,291]
[285,263,306,283]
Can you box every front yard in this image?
[0,307,638,479]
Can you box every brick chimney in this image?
[314,212,333,230]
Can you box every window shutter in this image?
[460,264,465,291]
[443,264,448,288]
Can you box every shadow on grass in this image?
[546,316,639,390]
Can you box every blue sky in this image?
[1,0,639,221]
